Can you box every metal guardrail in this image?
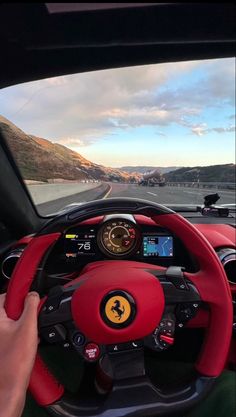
[166,182,235,191]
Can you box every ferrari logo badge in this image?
[105,295,131,324]
[101,291,136,328]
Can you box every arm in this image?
[0,292,40,417]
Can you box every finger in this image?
[19,292,40,327]
[0,293,6,309]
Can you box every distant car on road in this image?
[139,169,166,187]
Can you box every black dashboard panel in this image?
[46,220,196,276]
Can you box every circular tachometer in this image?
[98,219,140,257]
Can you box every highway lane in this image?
[34,182,235,216]
[107,183,236,206]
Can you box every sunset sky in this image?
[0,57,235,167]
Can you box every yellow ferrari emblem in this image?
[105,295,131,324]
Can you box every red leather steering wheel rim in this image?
[4,200,233,408]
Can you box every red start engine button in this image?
[84,343,100,361]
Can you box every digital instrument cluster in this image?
[64,215,174,260]
[65,230,96,258]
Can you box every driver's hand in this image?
[0,292,40,417]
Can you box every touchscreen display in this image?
[143,236,173,257]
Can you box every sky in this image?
[0,57,235,167]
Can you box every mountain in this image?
[165,165,235,183]
[0,116,139,183]
[119,166,181,174]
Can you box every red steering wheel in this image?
[5,198,233,417]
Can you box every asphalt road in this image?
[107,183,236,206]
[34,182,235,216]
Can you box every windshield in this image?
[0,58,235,216]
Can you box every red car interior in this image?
[0,4,235,417]
[5,206,235,408]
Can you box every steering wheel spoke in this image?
[38,285,73,344]
[147,267,201,305]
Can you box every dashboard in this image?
[49,214,194,276]
[64,214,173,260]
[0,213,235,338]
[1,213,235,288]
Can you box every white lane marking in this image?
[147,191,157,196]
[184,191,202,195]
[103,184,112,199]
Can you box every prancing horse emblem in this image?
[111,299,125,320]
[102,292,134,327]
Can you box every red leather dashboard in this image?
[193,224,235,249]
[79,214,236,248]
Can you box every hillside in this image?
[120,166,180,174]
[165,165,235,183]
[0,116,139,183]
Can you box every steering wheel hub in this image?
[71,265,165,344]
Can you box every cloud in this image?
[156,131,166,137]
[55,136,93,147]
[210,126,235,134]
[191,124,235,136]
[45,77,68,86]
[191,124,208,136]
[0,58,234,146]
[101,107,175,127]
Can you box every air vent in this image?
[217,248,236,285]
[1,249,24,280]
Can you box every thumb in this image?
[19,291,40,326]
